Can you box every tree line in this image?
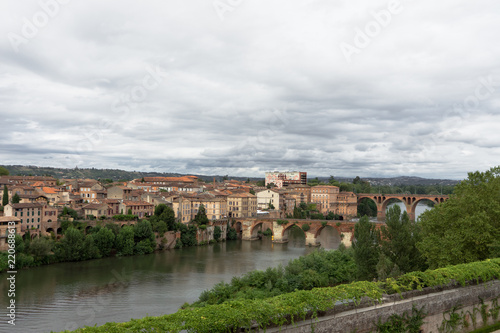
[0,203,231,272]
[308,175,456,195]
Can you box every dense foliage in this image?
[193,204,209,225]
[418,166,500,268]
[378,205,426,277]
[150,204,176,233]
[58,258,500,333]
[193,248,356,306]
[309,175,456,195]
[0,166,9,176]
[353,215,379,280]
[287,202,340,220]
[0,220,160,272]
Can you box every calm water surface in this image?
[1,227,341,333]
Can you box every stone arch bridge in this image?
[234,218,365,247]
[356,193,449,221]
[36,219,137,238]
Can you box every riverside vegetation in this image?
[0,204,235,272]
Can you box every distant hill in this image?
[1,165,460,186]
[314,176,460,186]
[0,165,260,183]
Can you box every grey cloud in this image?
[1,0,499,179]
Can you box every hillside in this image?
[0,165,259,182]
[1,165,460,185]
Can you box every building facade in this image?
[311,185,340,214]
[227,192,257,218]
[256,189,282,210]
[4,203,44,232]
[265,171,307,188]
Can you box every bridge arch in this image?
[409,198,437,220]
[281,223,305,238]
[381,198,409,216]
[315,225,342,249]
[250,222,264,239]
[233,221,243,239]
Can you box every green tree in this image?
[418,166,500,268]
[133,220,155,243]
[104,223,120,236]
[116,225,135,256]
[308,177,321,186]
[256,180,265,187]
[339,183,351,192]
[61,206,78,219]
[213,226,222,241]
[12,193,20,204]
[353,215,379,281]
[82,234,101,260]
[2,185,8,206]
[378,205,426,276]
[328,175,340,186]
[268,201,275,210]
[179,223,198,246]
[226,223,238,241]
[28,237,53,262]
[94,227,116,257]
[54,227,85,261]
[357,198,377,217]
[154,204,176,231]
[0,166,9,176]
[14,234,25,253]
[193,204,209,225]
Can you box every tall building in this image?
[265,171,307,188]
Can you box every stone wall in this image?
[153,230,179,250]
[263,280,500,333]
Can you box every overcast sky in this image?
[1,0,499,179]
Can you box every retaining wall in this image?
[263,280,500,333]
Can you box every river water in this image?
[1,227,343,333]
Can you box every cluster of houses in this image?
[0,174,358,250]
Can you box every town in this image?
[0,171,365,250]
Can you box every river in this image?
[1,227,343,333]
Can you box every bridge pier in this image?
[305,232,320,247]
[241,220,259,241]
[272,223,288,243]
[377,209,386,222]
